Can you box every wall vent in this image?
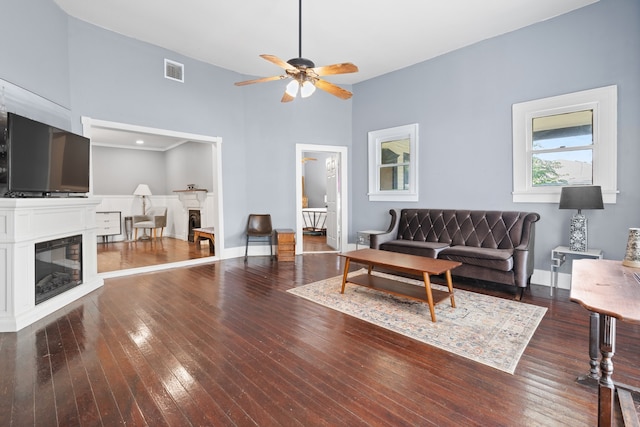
[164,59,184,82]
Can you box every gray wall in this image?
[92,146,165,195]
[1,0,351,248]
[164,142,213,194]
[92,141,212,196]
[351,0,640,271]
[1,1,70,109]
[2,0,639,267]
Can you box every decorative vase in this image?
[622,228,640,268]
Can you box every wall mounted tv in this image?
[4,112,90,197]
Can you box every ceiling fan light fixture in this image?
[234,0,357,101]
[285,80,299,97]
[300,80,316,98]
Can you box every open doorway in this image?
[82,117,225,276]
[295,144,348,254]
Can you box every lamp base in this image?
[569,213,587,252]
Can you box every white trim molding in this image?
[368,123,419,202]
[512,85,618,204]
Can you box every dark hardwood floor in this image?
[2,251,639,426]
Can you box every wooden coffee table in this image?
[340,249,462,322]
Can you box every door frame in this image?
[82,117,225,271]
[295,144,348,254]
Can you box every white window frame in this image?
[368,123,419,202]
[512,85,617,203]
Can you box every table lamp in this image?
[133,184,152,215]
[559,185,603,252]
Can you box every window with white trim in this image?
[512,85,617,203]
[368,123,418,202]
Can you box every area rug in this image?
[287,269,547,374]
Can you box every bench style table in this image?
[340,249,461,322]
[192,227,215,254]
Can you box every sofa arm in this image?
[370,209,400,249]
[513,212,540,287]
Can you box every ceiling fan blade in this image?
[261,54,297,71]
[281,91,295,103]
[311,62,359,76]
[235,75,286,86]
[314,79,353,100]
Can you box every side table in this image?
[550,245,603,296]
[356,230,385,249]
[275,229,295,262]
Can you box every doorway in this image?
[82,117,225,276]
[295,144,348,254]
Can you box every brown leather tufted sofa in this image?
[370,209,540,300]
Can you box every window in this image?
[368,124,418,202]
[512,85,617,203]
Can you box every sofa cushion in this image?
[380,240,450,259]
[439,246,514,272]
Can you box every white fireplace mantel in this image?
[174,189,208,210]
[0,197,104,332]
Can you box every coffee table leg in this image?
[422,272,436,322]
[445,270,456,308]
[340,258,351,294]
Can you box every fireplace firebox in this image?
[188,209,201,242]
[35,235,83,305]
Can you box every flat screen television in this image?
[6,112,90,196]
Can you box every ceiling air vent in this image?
[164,59,184,82]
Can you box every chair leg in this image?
[244,236,249,262]
[270,234,273,261]
[134,229,138,240]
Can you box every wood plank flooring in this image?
[2,252,639,426]
[97,238,214,273]
[98,234,332,273]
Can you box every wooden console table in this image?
[570,259,640,427]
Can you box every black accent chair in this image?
[244,214,274,262]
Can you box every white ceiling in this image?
[90,126,190,151]
[56,0,597,149]
[55,0,597,85]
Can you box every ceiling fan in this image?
[234,0,358,102]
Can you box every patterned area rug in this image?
[287,269,547,374]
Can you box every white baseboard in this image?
[531,267,571,290]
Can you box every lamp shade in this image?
[559,186,603,210]
[133,184,152,196]
[300,81,316,98]
[285,80,299,97]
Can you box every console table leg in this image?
[598,314,616,427]
[578,311,601,385]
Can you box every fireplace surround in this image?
[0,197,103,331]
